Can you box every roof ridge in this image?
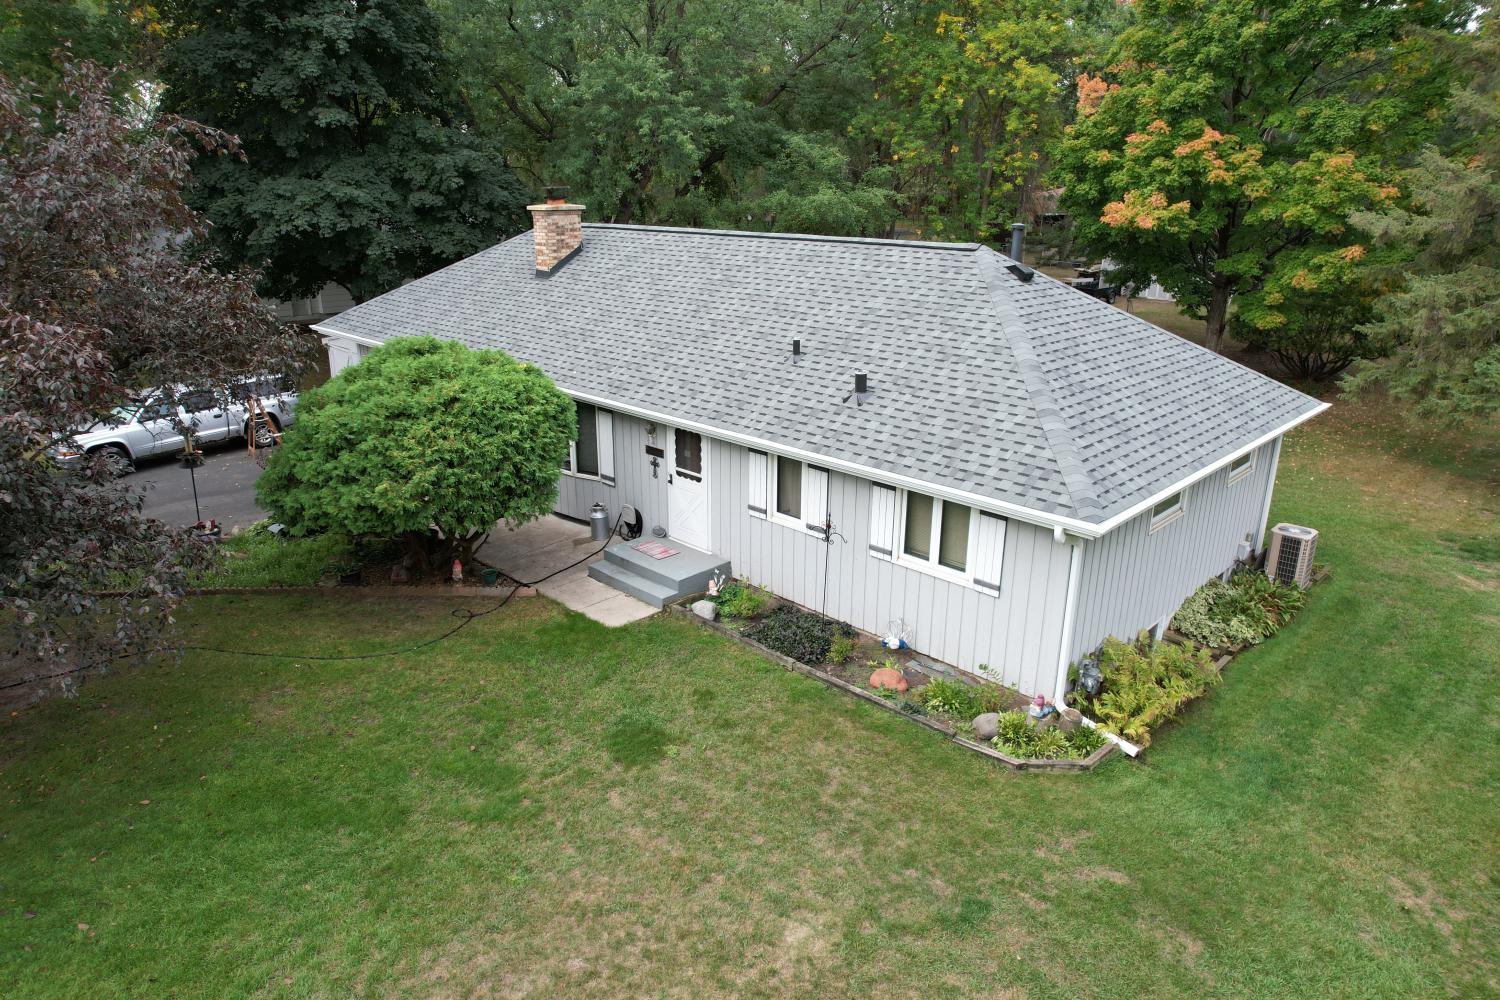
[978,253,1105,520]
[581,222,982,253]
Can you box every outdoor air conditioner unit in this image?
[1266,523,1318,590]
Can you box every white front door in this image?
[667,427,710,551]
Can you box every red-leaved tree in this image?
[0,59,315,694]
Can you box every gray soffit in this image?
[317,223,1324,527]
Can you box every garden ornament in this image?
[451,558,463,584]
[881,618,912,650]
[1077,658,1103,697]
[1028,694,1059,729]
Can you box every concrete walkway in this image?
[476,515,657,627]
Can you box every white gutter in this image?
[312,323,1329,541]
[1088,403,1329,537]
[1052,539,1084,706]
[1253,436,1284,551]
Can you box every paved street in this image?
[125,444,268,532]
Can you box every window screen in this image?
[904,492,933,560]
[575,401,599,476]
[939,501,970,571]
[775,456,801,518]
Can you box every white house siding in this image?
[1066,438,1280,663]
[554,411,669,533]
[708,437,1074,696]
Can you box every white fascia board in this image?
[1087,402,1331,537]
[553,385,1103,538]
[312,322,1328,541]
[311,323,384,348]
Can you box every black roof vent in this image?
[843,371,874,406]
[1006,262,1035,282]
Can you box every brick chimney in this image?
[527,190,585,275]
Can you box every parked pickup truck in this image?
[52,377,298,475]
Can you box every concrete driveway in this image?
[125,444,268,532]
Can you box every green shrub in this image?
[744,607,854,664]
[1071,632,1221,746]
[1032,728,1071,759]
[991,711,1036,757]
[915,678,983,720]
[1064,725,1107,757]
[827,633,858,664]
[712,581,771,620]
[1170,571,1307,648]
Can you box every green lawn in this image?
[2,408,1497,999]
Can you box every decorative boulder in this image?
[971,712,1000,741]
[869,667,908,692]
[692,599,718,621]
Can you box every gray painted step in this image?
[600,542,730,594]
[587,560,678,609]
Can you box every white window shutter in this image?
[596,408,615,485]
[747,450,768,517]
[804,465,830,533]
[972,512,1007,594]
[869,484,896,559]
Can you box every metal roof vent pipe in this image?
[845,371,874,406]
[1005,221,1035,282]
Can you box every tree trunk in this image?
[1205,278,1233,353]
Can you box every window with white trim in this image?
[765,455,830,533]
[356,343,372,359]
[902,490,971,571]
[1149,491,1184,530]
[1227,452,1254,484]
[876,486,1006,593]
[562,401,614,483]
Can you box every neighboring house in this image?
[272,282,356,325]
[314,201,1325,703]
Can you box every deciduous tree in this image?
[159,0,532,303]
[1053,0,1472,354]
[0,60,312,689]
[436,0,893,233]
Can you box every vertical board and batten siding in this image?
[709,437,1073,695]
[1066,438,1279,662]
[554,411,669,530]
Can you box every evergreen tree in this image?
[1348,15,1500,420]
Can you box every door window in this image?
[674,429,703,481]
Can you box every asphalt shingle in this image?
[319,223,1323,525]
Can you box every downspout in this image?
[1253,437,1284,552]
[1052,538,1084,707]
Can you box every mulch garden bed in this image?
[673,589,1115,773]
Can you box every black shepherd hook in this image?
[816,516,847,621]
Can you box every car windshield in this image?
[108,404,141,425]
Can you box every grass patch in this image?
[603,710,674,767]
[1,414,1496,998]
[199,527,359,587]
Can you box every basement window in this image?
[1227,452,1255,484]
[1149,492,1184,531]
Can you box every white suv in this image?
[54,378,298,474]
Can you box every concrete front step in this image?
[587,560,679,608]
[589,541,731,608]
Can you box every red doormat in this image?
[634,540,679,560]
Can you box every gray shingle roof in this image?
[319,223,1323,526]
